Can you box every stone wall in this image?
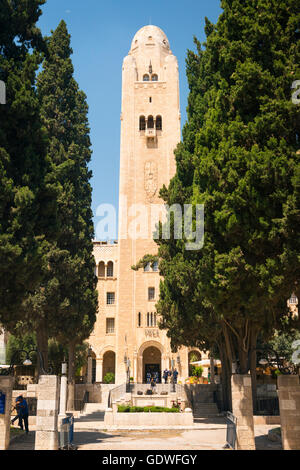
[231,375,255,450]
[277,375,300,450]
[35,375,60,451]
[105,409,193,426]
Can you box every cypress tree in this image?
[34,21,98,398]
[0,1,57,332]
[152,0,299,407]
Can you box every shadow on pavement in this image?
[9,431,35,450]
[255,434,282,450]
[74,431,122,448]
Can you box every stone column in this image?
[95,358,103,383]
[59,365,67,418]
[0,376,13,450]
[231,374,255,450]
[277,375,300,450]
[87,356,93,384]
[133,353,137,383]
[35,375,60,450]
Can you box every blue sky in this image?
[37,0,223,236]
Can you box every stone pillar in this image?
[277,375,300,450]
[35,375,60,450]
[87,356,93,384]
[133,353,137,383]
[231,375,255,450]
[0,376,13,450]
[96,358,103,383]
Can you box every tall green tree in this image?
[147,0,300,408]
[0,0,57,333]
[34,21,98,404]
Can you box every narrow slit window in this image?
[139,116,146,131]
[156,115,162,131]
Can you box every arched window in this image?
[138,312,142,327]
[152,74,158,81]
[143,74,150,81]
[139,116,146,131]
[156,115,162,131]
[152,261,159,272]
[147,116,154,129]
[107,261,114,277]
[98,261,105,278]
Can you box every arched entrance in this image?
[188,350,202,376]
[102,351,116,383]
[142,346,162,383]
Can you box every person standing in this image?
[163,369,169,384]
[146,371,151,384]
[173,368,178,385]
[11,397,22,427]
[17,396,29,434]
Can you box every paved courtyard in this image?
[8,424,282,451]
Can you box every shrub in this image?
[103,372,115,384]
[117,405,179,413]
[190,366,203,378]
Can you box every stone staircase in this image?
[187,384,221,420]
[74,403,105,423]
[193,402,220,419]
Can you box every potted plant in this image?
[103,372,115,384]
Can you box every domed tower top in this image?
[130,25,171,54]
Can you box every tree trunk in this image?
[209,355,215,385]
[250,329,258,413]
[219,342,232,412]
[36,319,48,377]
[67,340,76,411]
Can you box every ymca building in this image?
[88,25,206,385]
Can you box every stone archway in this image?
[102,351,116,383]
[137,342,163,384]
[188,350,202,376]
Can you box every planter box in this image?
[104,409,193,426]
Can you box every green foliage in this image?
[6,333,37,365]
[0,0,56,329]
[268,329,300,363]
[155,0,300,376]
[103,372,115,384]
[16,20,98,362]
[190,366,203,378]
[117,405,180,413]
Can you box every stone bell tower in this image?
[115,25,182,384]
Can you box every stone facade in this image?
[231,375,255,450]
[88,25,205,385]
[35,375,60,450]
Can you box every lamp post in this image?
[126,358,131,393]
[171,359,175,393]
[0,349,51,376]
[59,361,68,417]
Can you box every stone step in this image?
[194,403,218,409]
[82,403,106,415]
[193,402,219,417]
